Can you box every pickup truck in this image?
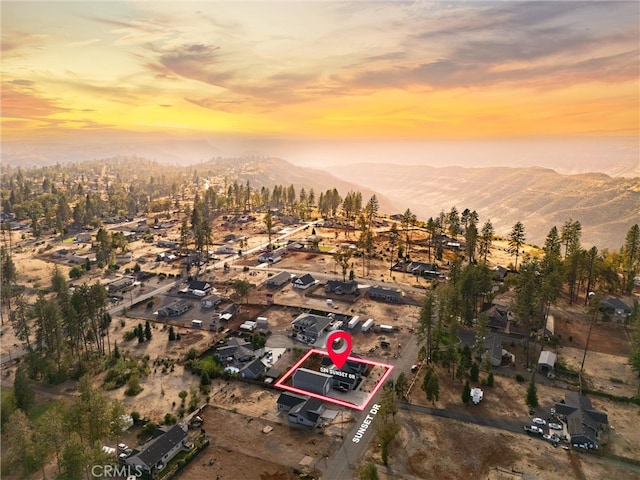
[524,425,543,435]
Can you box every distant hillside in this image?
[319,163,640,249]
[200,157,399,213]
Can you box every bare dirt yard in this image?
[178,404,329,480]
[367,410,640,480]
[375,362,640,480]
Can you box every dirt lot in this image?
[179,404,328,479]
[369,411,640,480]
[375,363,640,479]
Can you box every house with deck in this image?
[125,424,187,473]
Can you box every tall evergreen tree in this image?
[479,220,494,263]
[526,374,539,408]
[14,366,35,412]
[508,221,526,271]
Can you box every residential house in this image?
[75,232,92,243]
[538,350,557,376]
[134,220,149,234]
[492,266,509,282]
[287,397,325,428]
[186,280,212,294]
[485,305,509,332]
[368,286,403,303]
[554,393,608,449]
[292,368,332,396]
[277,392,307,412]
[125,424,187,474]
[291,313,332,344]
[156,240,179,249]
[108,276,135,293]
[324,280,359,295]
[292,273,316,290]
[320,357,365,391]
[258,247,287,264]
[214,338,254,364]
[216,244,235,255]
[480,334,505,367]
[601,298,631,318]
[265,271,291,288]
[400,261,438,277]
[156,300,190,317]
[219,303,240,323]
[239,358,267,380]
[70,254,96,265]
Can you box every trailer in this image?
[256,317,269,331]
[361,318,374,333]
[240,321,257,333]
[191,319,203,329]
[347,315,360,329]
[379,324,394,333]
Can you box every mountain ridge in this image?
[316,162,640,249]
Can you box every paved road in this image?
[321,331,421,479]
[399,402,524,433]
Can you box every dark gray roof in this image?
[369,286,402,299]
[325,280,359,294]
[294,273,315,286]
[602,297,630,313]
[266,270,291,285]
[277,392,307,409]
[134,424,187,468]
[292,368,332,389]
[289,397,324,423]
[240,358,267,379]
[291,314,332,334]
[554,393,608,446]
[486,305,508,330]
[484,334,503,361]
[188,280,211,291]
[220,303,240,315]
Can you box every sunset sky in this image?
[2,1,639,154]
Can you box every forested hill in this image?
[200,157,399,213]
[321,163,640,249]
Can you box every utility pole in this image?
[581,292,600,375]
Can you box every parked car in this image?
[532,417,546,426]
[524,425,543,435]
[548,423,563,430]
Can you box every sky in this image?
[1,1,639,167]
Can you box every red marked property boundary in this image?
[274,348,394,411]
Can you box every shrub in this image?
[515,374,525,383]
[125,374,143,396]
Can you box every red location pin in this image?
[326,330,352,369]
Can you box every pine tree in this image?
[470,362,480,382]
[113,341,120,359]
[395,372,408,399]
[14,367,34,413]
[526,374,539,408]
[136,324,144,343]
[144,320,152,341]
[425,374,439,405]
[168,326,176,341]
[462,380,471,404]
[508,221,526,271]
